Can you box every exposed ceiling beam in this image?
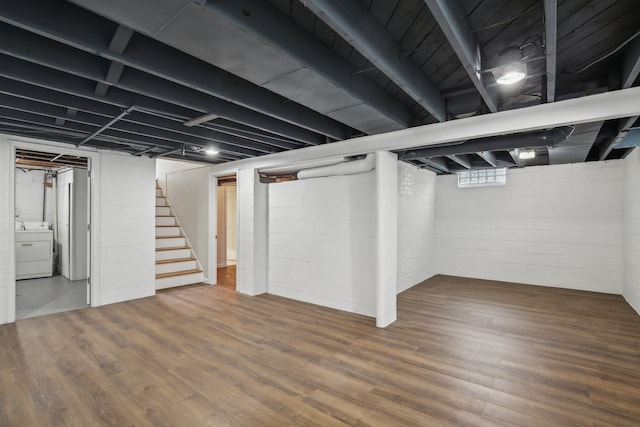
[209,87,640,174]
[477,151,497,167]
[599,36,640,159]
[54,107,77,126]
[0,95,265,157]
[184,113,219,128]
[95,25,134,98]
[77,105,134,146]
[446,154,471,169]
[0,0,352,140]
[0,76,285,154]
[400,127,574,160]
[424,0,500,113]
[0,113,194,155]
[0,34,325,145]
[622,35,640,89]
[298,0,446,122]
[543,0,557,102]
[599,116,638,160]
[0,74,302,151]
[94,82,109,97]
[420,158,449,173]
[206,0,414,128]
[108,25,134,54]
[509,149,524,167]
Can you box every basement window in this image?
[457,168,507,188]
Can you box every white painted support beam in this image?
[375,151,398,327]
[210,87,640,175]
[236,168,268,295]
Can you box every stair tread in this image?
[156,269,202,279]
[156,215,175,218]
[156,235,184,239]
[156,257,197,265]
[156,246,190,251]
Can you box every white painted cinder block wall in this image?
[397,162,437,293]
[14,169,46,222]
[268,172,377,316]
[94,152,156,305]
[436,161,624,294]
[623,148,640,313]
[0,137,156,324]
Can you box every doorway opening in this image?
[14,148,91,319]
[216,175,237,288]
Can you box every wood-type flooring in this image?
[1,274,639,426]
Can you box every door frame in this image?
[8,137,101,323]
[208,170,239,287]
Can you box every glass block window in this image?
[457,168,507,188]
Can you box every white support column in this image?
[0,141,14,324]
[375,151,398,327]
[236,168,268,295]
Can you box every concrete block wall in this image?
[623,148,640,313]
[268,171,377,316]
[14,169,46,222]
[237,168,268,296]
[97,152,156,305]
[397,162,437,293]
[436,161,624,294]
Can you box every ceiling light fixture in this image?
[518,150,535,160]
[493,46,526,85]
[205,148,219,156]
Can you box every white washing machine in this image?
[15,221,54,280]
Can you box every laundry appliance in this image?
[15,221,54,280]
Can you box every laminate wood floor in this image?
[1,275,640,426]
[216,265,236,288]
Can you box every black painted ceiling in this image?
[0,0,637,173]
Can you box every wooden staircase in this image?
[155,184,204,289]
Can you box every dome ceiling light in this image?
[492,46,527,85]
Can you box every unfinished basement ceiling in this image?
[0,0,638,173]
[15,148,88,169]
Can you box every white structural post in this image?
[375,151,398,327]
[236,168,268,295]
